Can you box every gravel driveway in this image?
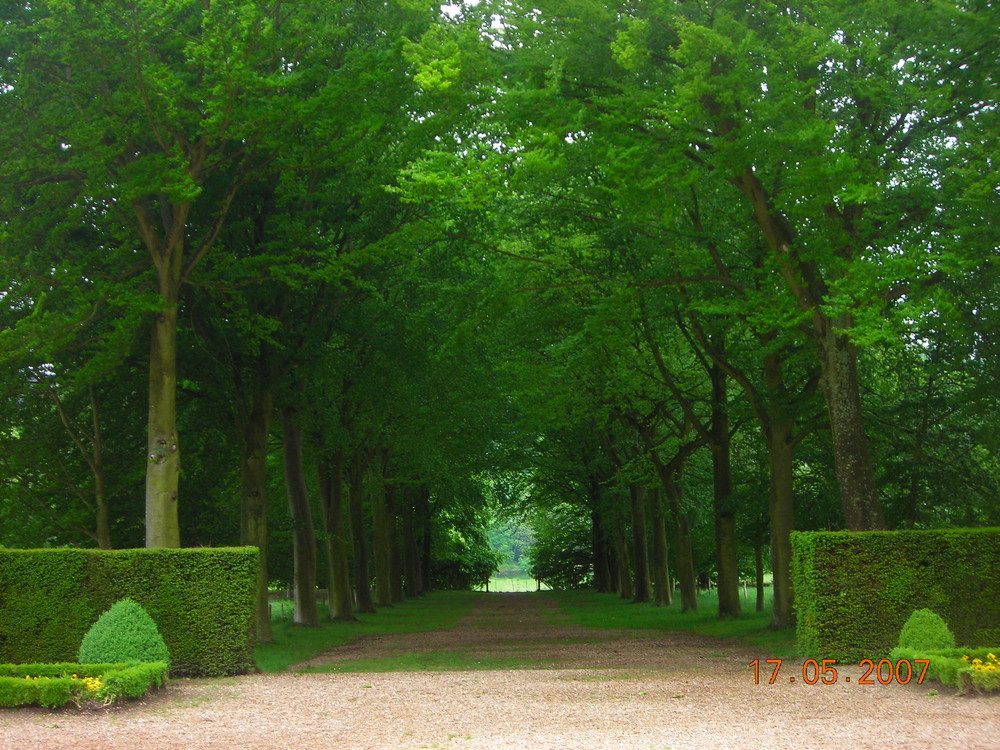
[1,593,997,749]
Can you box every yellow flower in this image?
[972,658,983,667]
[962,655,970,662]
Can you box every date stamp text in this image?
[750,658,930,685]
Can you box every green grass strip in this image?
[546,589,797,658]
[255,591,478,673]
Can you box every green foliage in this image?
[0,548,258,677]
[527,503,593,590]
[78,598,170,668]
[792,529,1000,661]
[0,661,167,707]
[429,555,498,591]
[897,609,956,651]
[487,518,535,577]
[98,661,169,700]
[429,490,504,590]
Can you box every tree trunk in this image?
[819,318,885,530]
[402,488,423,598]
[419,489,433,592]
[613,506,634,601]
[318,451,356,622]
[137,197,194,551]
[94,469,111,549]
[89,388,112,550]
[592,504,613,594]
[672,505,698,612]
[635,420,701,611]
[735,168,883,531]
[372,465,394,608]
[145,300,181,548]
[767,415,797,628]
[280,406,319,627]
[754,542,765,613]
[387,483,405,604]
[904,408,930,529]
[711,359,741,618]
[649,486,672,606]
[629,483,651,604]
[589,474,613,593]
[240,385,274,641]
[662,474,697,612]
[348,450,376,613]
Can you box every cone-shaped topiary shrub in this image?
[898,608,956,651]
[78,598,171,668]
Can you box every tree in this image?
[0,0,439,546]
[604,0,996,529]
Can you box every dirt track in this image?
[1,593,997,749]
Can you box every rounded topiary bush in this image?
[898,608,956,651]
[78,598,171,668]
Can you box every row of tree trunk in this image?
[238,390,432,640]
[591,476,771,617]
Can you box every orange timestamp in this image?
[750,658,930,686]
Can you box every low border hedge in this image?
[0,661,168,708]
[889,647,1000,694]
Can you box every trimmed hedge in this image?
[897,608,955,651]
[792,528,1000,661]
[0,661,168,708]
[79,598,171,667]
[0,547,258,677]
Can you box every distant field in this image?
[479,576,550,592]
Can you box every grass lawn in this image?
[477,576,550,593]
[254,590,478,673]
[546,588,797,658]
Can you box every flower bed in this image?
[0,661,168,708]
[889,647,1000,694]
[960,652,1000,692]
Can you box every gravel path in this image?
[1,593,997,749]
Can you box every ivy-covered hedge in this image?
[792,529,1000,661]
[0,548,258,677]
[0,661,168,708]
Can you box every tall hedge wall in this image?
[0,547,258,677]
[791,529,1000,661]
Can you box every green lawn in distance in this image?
[476,576,550,593]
